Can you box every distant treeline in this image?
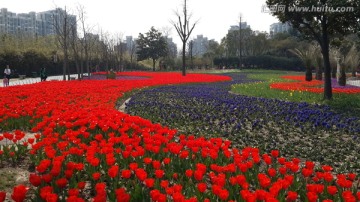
[214,55,305,71]
[0,50,148,77]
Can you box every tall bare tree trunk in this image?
[171,0,197,76]
[321,19,332,100]
[153,59,156,72]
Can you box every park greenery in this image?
[136,27,168,72]
[232,70,360,115]
[266,0,360,99]
[1,71,360,202]
[0,0,360,200]
[125,70,360,174]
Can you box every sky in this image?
[1,0,279,48]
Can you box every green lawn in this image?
[232,69,360,116]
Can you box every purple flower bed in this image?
[125,72,360,172]
[331,78,360,89]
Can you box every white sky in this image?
[1,0,279,48]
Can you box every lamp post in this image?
[238,14,243,69]
[336,56,340,81]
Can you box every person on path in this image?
[40,66,47,81]
[3,76,8,87]
[3,65,11,86]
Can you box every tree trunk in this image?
[130,54,133,70]
[315,67,322,80]
[305,68,313,81]
[63,59,67,81]
[182,41,186,76]
[67,60,71,81]
[75,60,80,80]
[153,59,156,71]
[352,69,356,77]
[338,68,346,86]
[331,64,337,78]
[86,56,90,77]
[63,48,68,81]
[80,60,83,80]
[320,17,332,100]
[321,36,332,100]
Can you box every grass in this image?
[187,68,242,74]
[232,69,360,116]
[124,70,360,173]
[0,168,17,191]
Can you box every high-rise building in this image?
[229,22,251,32]
[165,37,177,58]
[125,36,135,52]
[0,8,76,37]
[270,22,292,36]
[191,35,209,56]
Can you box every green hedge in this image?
[214,55,305,71]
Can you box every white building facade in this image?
[0,8,76,37]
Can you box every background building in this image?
[165,37,177,57]
[0,8,76,37]
[191,35,209,56]
[229,22,251,32]
[270,22,292,37]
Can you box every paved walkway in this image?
[1,74,79,87]
[348,80,360,87]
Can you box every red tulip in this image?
[56,178,68,188]
[144,178,155,188]
[29,173,42,187]
[286,191,298,201]
[307,192,318,202]
[11,185,28,202]
[197,183,207,193]
[92,172,101,181]
[327,186,337,195]
[108,165,119,178]
[121,169,132,179]
[0,192,6,202]
[155,169,165,179]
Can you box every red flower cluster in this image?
[270,75,360,94]
[0,72,359,201]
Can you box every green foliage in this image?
[214,55,304,71]
[266,0,359,37]
[21,50,49,76]
[232,70,360,115]
[136,27,168,71]
[224,28,273,58]
[0,50,22,70]
[266,0,360,100]
[0,169,17,191]
[106,70,116,79]
[245,55,304,71]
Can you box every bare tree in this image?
[188,40,194,69]
[69,21,82,80]
[99,30,111,71]
[114,33,125,72]
[77,4,95,77]
[171,0,198,76]
[329,47,339,79]
[53,7,73,81]
[160,26,178,70]
[128,39,137,70]
[342,43,360,77]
